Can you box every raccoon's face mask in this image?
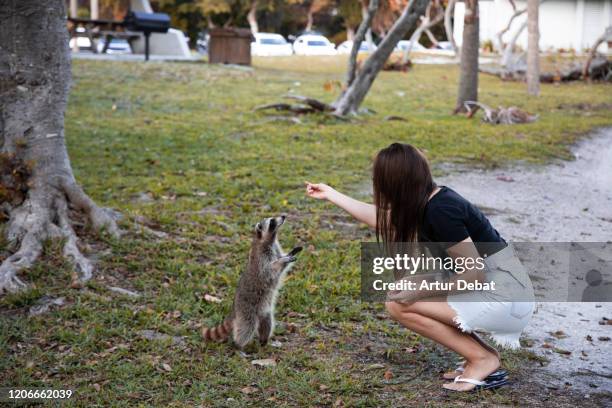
[255,215,286,240]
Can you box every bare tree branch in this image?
[345,0,379,89]
[496,7,526,54]
[583,27,612,79]
[334,0,431,115]
[444,0,457,54]
[402,0,443,63]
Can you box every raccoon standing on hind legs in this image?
[201,216,303,349]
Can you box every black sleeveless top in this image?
[420,186,506,256]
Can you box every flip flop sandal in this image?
[444,367,508,381]
[446,375,509,392]
[443,366,508,381]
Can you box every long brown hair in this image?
[373,143,436,243]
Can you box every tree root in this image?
[0,180,120,294]
[254,94,335,115]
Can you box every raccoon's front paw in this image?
[281,255,297,263]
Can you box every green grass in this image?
[1,56,611,407]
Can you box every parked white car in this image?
[435,41,454,51]
[292,34,337,56]
[336,40,377,54]
[251,33,293,57]
[395,40,426,52]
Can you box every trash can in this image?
[208,28,254,65]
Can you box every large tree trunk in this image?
[454,0,479,113]
[344,0,379,90]
[0,0,119,293]
[247,0,259,34]
[334,0,430,116]
[526,0,540,95]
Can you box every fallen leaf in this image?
[251,358,276,368]
[70,280,84,289]
[161,363,172,372]
[241,386,258,394]
[552,348,571,355]
[550,330,568,339]
[598,336,610,341]
[319,384,329,391]
[384,115,408,122]
[93,383,101,392]
[383,370,393,380]
[204,294,222,303]
[598,318,612,325]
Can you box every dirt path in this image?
[437,127,612,397]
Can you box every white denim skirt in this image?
[447,245,535,349]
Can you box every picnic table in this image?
[67,17,140,54]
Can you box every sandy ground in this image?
[437,127,612,396]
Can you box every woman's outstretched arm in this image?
[305,182,377,228]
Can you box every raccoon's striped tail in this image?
[201,318,233,342]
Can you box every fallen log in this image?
[480,58,611,83]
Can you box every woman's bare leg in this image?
[385,299,500,391]
[442,333,501,380]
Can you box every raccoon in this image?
[201,215,302,348]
